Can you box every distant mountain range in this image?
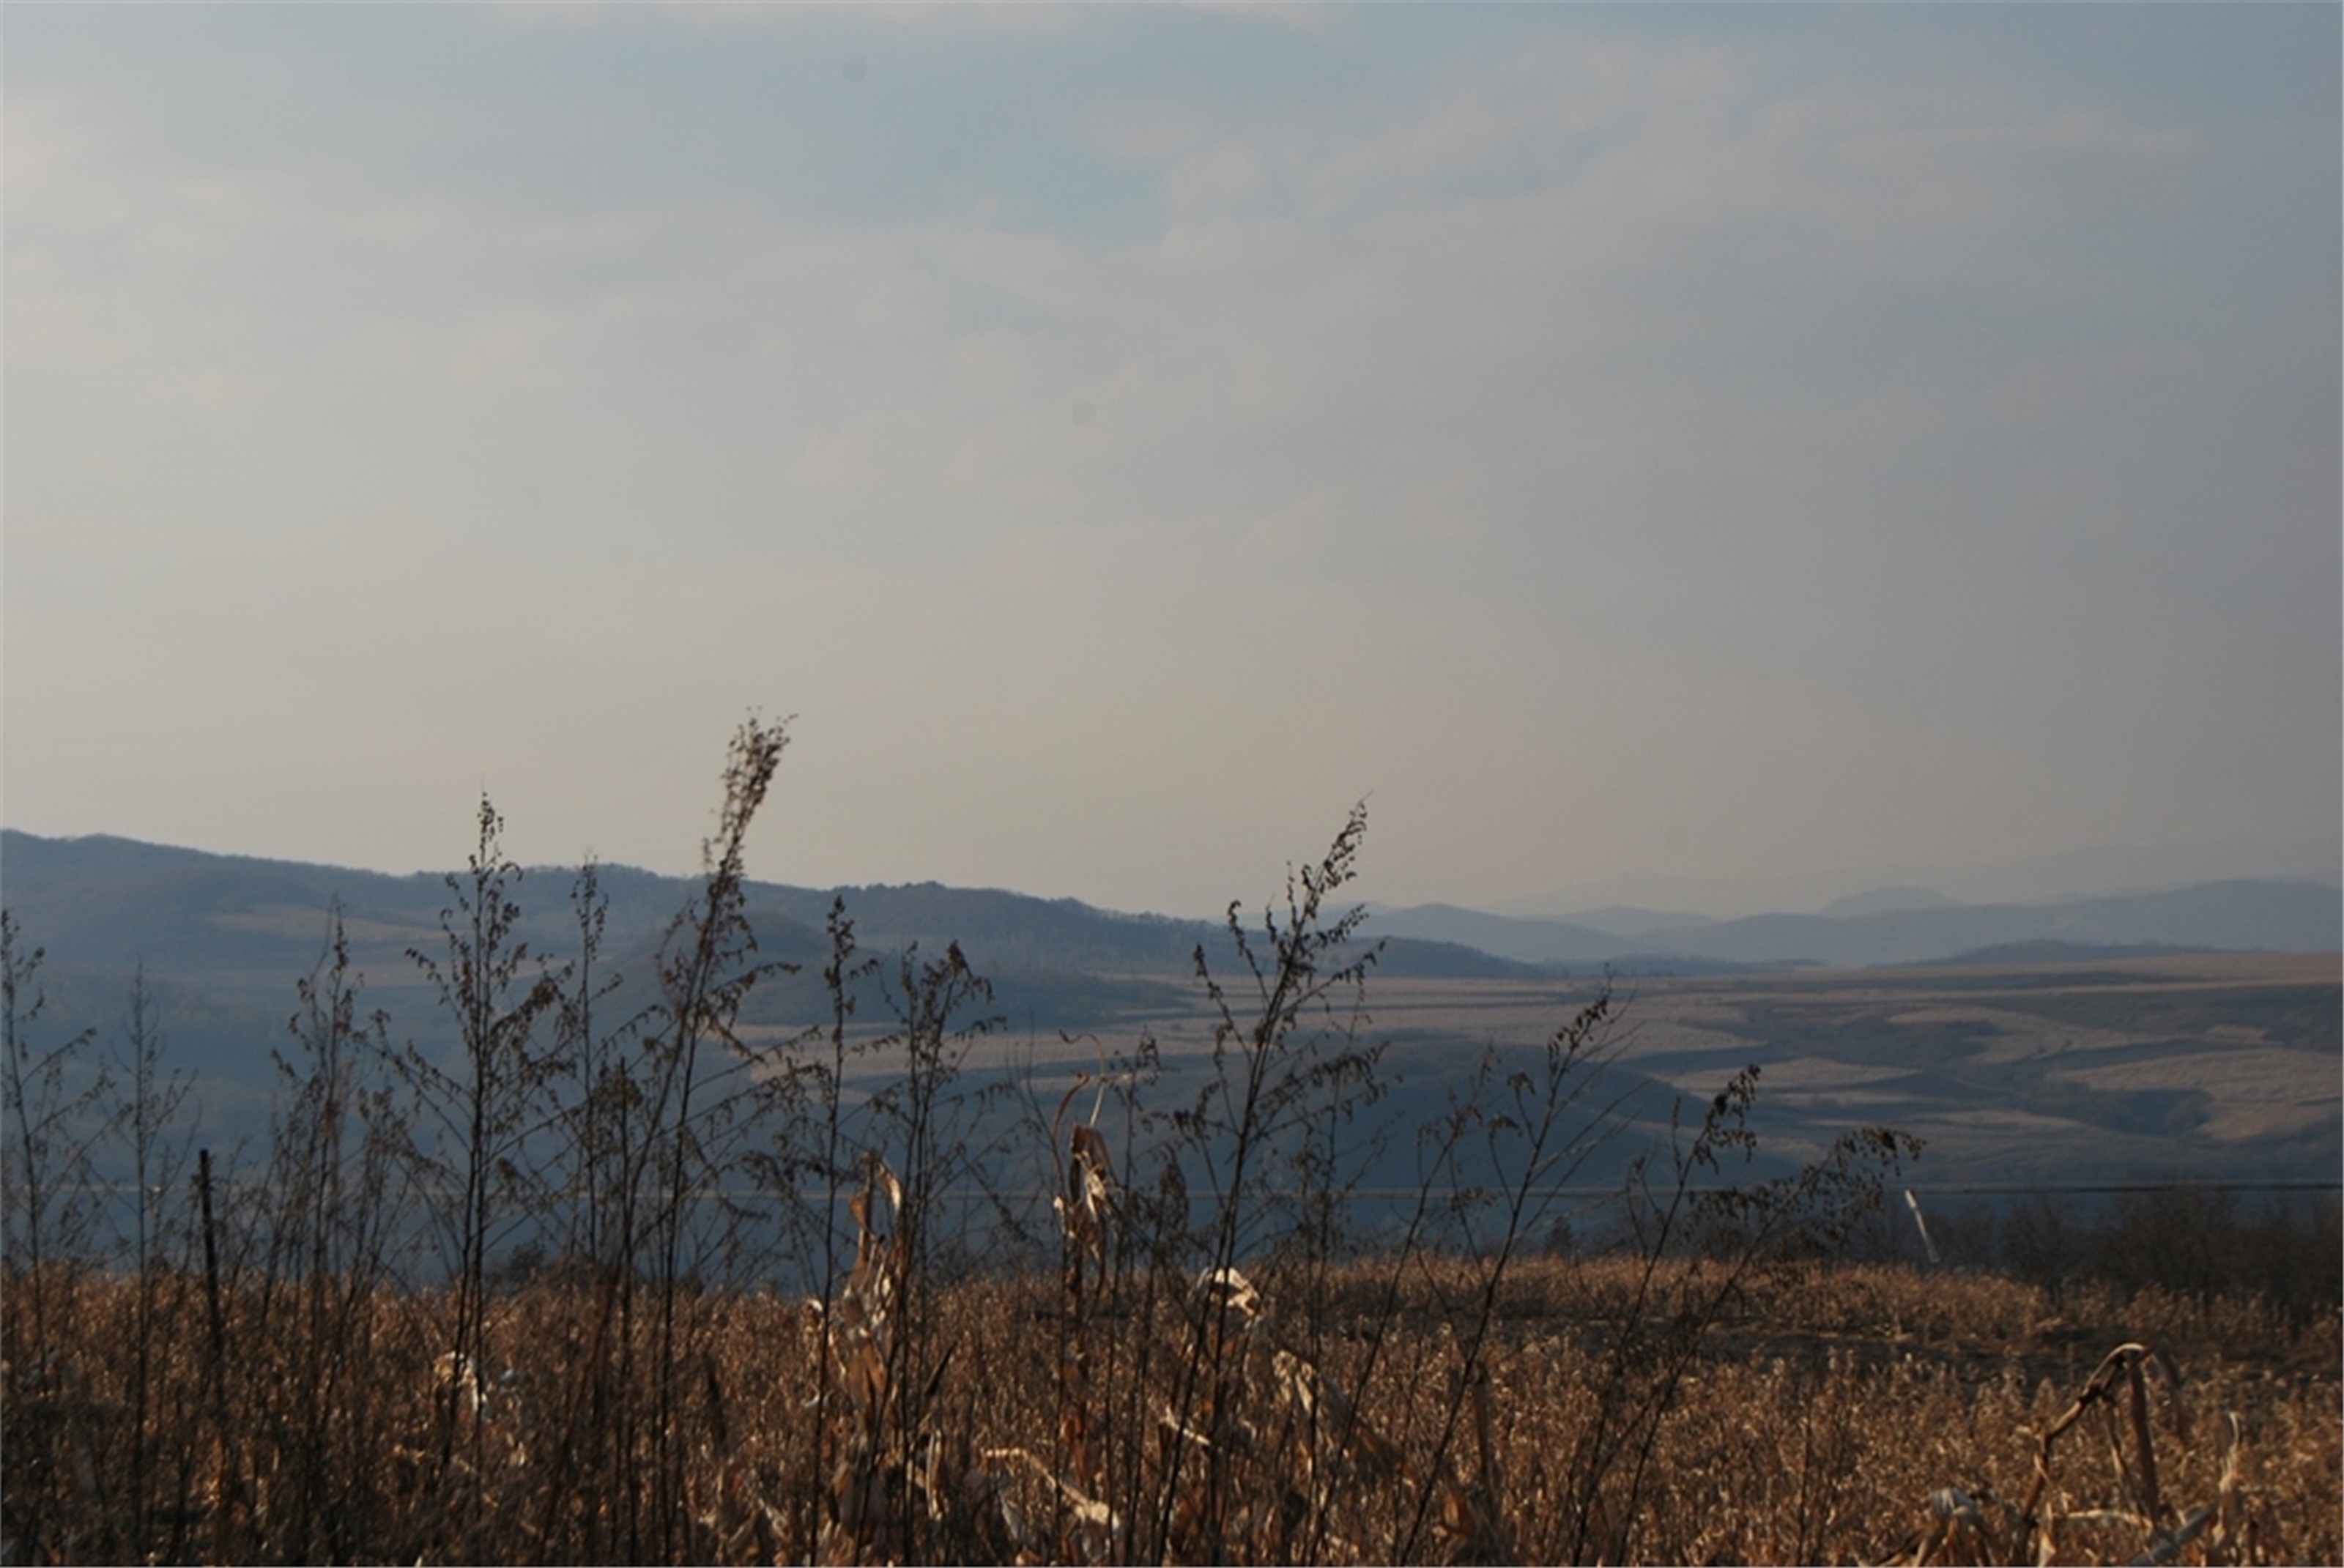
[5,831,2336,992]
[0,828,1527,990]
[1485,836,2343,921]
[1368,880,2341,969]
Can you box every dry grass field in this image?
[4,1252,2336,1565]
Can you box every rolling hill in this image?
[2,830,2334,1189]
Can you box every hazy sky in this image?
[5,5,2337,919]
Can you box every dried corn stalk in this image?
[2014,1342,2190,1567]
[1050,1087,1117,1561]
[820,1159,909,1565]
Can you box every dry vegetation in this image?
[3,1253,2335,1564]
[6,721,2338,1564]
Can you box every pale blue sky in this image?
[5,4,2337,918]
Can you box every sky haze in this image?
[5,5,2337,919]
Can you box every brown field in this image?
[6,1252,2337,1566]
[1115,953,2343,1189]
[735,951,2340,1209]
